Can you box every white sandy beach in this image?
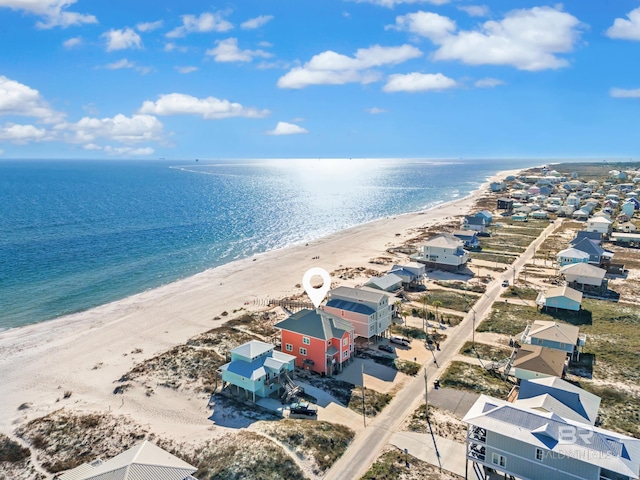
[0,168,523,445]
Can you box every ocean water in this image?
[0,158,538,329]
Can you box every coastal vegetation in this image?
[459,341,512,363]
[439,361,513,398]
[361,447,463,480]
[348,386,393,417]
[406,404,467,444]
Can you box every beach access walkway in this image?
[322,219,560,480]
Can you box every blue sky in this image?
[1,0,640,159]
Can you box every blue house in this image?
[474,210,493,224]
[536,286,583,312]
[572,238,614,266]
[453,230,480,248]
[520,320,586,360]
[220,340,296,402]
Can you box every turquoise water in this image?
[0,158,538,329]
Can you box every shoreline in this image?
[0,166,526,438]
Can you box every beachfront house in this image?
[322,286,393,339]
[462,215,487,233]
[510,345,566,380]
[490,181,507,192]
[56,440,198,480]
[364,273,403,292]
[560,262,607,292]
[618,221,638,233]
[453,230,480,248]
[411,233,469,271]
[388,262,426,290]
[520,320,585,360]
[570,230,603,245]
[275,309,354,376]
[556,247,590,267]
[463,394,640,480]
[219,340,296,403]
[536,285,583,312]
[515,377,601,425]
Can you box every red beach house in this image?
[275,309,355,376]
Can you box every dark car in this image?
[378,344,394,353]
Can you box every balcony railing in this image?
[468,426,487,443]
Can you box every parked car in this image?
[378,344,393,353]
[289,401,318,419]
[502,280,509,287]
[390,335,411,347]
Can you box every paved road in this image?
[322,220,560,480]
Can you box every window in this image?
[327,340,331,346]
[285,343,293,352]
[343,350,348,358]
[492,453,506,468]
[343,337,348,346]
[536,338,543,345]
[559,343,565,349]
[302,337,310,345]
[299,347,307,356]
[535,448,544,461]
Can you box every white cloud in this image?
[63,36,82,49]
[383,72,456,92]
[277,44,422,89]
[175,66,198,74]
[136,20,163,32]
[102,59,152,75]
[606,8,640,41]
[241,15,273,30]
[139,93,270,119]
[267,121,308,135]
[365,107,388,114]
[475,77,505,88]
[103,28,143,52]
[59,114,164,144]
[349,0,449,8]
[104,145,155,156]
[0,0,97,28]
[164,42,187,53]
[0,123,50,143]
[83,143,101,150]
[457,5,489,17]
[166,12,233,38]
[387,11,456,41]
[0,75,63,123]
[610,88,640,98]
[206,38,272,63]
[393,6,584,71]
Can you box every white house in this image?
[586,216,613,235]
[323,286,393,339]
[412,233,469,271]
[618,221,638,233]
[556,248,590,267]
[462,215,487,233]
[464,395,640,480]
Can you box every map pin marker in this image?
[302,267,331,308]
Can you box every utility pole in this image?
[361,363,366,428]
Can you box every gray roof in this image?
[544,285,583,304]
[57,441,197,480]
[423,232,464,249]
[230,340,273,361]
[527,320,579,345]
[517,377,601,425]
[464,215,485,225]
[274,309,353,341]
[560,262,607,280]
[220,348,295,380]
[464,395,640,479]
[365,273,403,291]
[572,237,606,256]
[329,286,387,304]
[556,248,590,260]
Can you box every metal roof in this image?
[57,441,197,480]
[274,308,353,341]
[572,237,606,256]
[560,263,606,279]
[464,395,640,479]
[527,320,579,345]
[365,273,403,291]
[556,248,590,260]
[221,342,295,380]
[544,285,583,303]
[230,340,273,361]
[517,377,601,425]
[325,298,375,316]
[329,285,387,304]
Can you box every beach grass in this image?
[469,251,518,265]
[501,286,539,300]
[424,289,479,313]
[439,361,513,398]
[348,386,393,417]
[0,434,30,463]
[459,341,512,363]
[361,447,463,480]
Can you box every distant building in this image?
[617,221,638,233]
[536,285,583,312]
[464,394,640,480]
[586,216,613,235]
[275,309,354,376]
[364,273,403,292]
[323,286,393,339]
[572,238,614,266]
[556,247,590,267]
[388,262,426,289]
[462,215,487,233]
[490,181,507,192]
[411,233,470,271]
[520,320,586,360]
[497,198,514,211]
[560,263,607,291]
[56,440,198,480]
[474,210,493,224]
[219,340,296,402]
[570,230,603,245]
[453,230,479,248]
